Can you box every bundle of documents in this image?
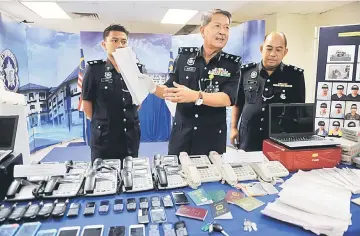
[261,168,357,236]
[326,137,360,164]
[342,127,360,143]
[112,47,149,105]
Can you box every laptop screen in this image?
[0,116,18,150]
[269,104,315,137]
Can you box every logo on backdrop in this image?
[0,49,19,92]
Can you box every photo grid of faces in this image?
[316,45,360,138]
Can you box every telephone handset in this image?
[178,152,201,189]
[44,160,73,196]
[122,157,154,192]
[153,155,186,190]
[249,161,289,182]
[155,166,168,188]
[6,178,45,200]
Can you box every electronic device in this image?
[126,198,137,212]
[84,159,121,197]
[163,223,176,236]
[138,208,149,224]
[162,195,174,208]
[6,177,46,201]
[57,226,80,236]
[83,202,96,216]
[36,229,57,236]
[37,200,56,218]
[80,225,104,236]
[174,221,188,236]
[67,203,80,218]
[209,151,257,187]
[153,155,187,190]
[51,199,69,218]
[99,200,110,215]
[15,222,41,236]
[122,157,154,192]
[139,197,148,209]
[149,224,160,236]
[23,202,41,220]
[149,207,167,224]
[0,152,23,202]
[108,226,125,236]
[249,160,290,182]
[171,191,189,205]
[0,115,18,162]
[7,202,30,222]
[0,203,15,222]
[0,223,20,236]
[269,103,340,148]
[151,196,161,208]
[129,224,145,236]
[113,199,124,213]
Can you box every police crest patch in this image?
[1,49,19,92]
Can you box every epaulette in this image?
[87,60,105,66]
[219,52,241,63]
[284,64,304,73]
[240,62,257,70]
[178,47,200,55]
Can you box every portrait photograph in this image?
[317,82,332,100]
[346,83,360,101]
[330,101,345,119]
[344,120,359,128]
[327,45,355,63]
[356,63,360,81]
[331,82,347,101]
[314,118,329,137]
[329,119,344,138]
[316,101,331,118]
[344,101,360,120]
[325,64,353,81]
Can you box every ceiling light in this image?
[161,9,198,24]
[21,1,71,19]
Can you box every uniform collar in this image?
[105,59,116,71]
[259,61,284,73]
[199,46,222,61]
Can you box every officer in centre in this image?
[140,9,241,156]
[230,32,305,151]
[82,24,145,162]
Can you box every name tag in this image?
[184,66,196,72]
[247,80,258,85]
[101,78,113,83]
[273,83,292,88]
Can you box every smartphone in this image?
[67,203,80,218]
[139,197,148,209]
[151,196,161,208]
[23,203,41,220]
[15,222,41,236]
[126,198,136,212]
[57,226,80,236]
[129,224,145,236]
[52,200,69,218]
[83,202,96,216]
[99,200,110,215]
[162,195,174,208]
[36,229,57,236]
[80,225,104,236]
[0,224,19,236]
[137,208,149,224]
[7,203,29,222]
[171,191,189,205]
[108,226,125,236]
[113,199,124,213]
[174,221,188,236]
[0,205,14,222]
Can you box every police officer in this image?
[230,32,305,151]
[82,24,145,162]
[139,9,241,156]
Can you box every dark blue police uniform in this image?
[236,62,305,151]
[82,59,145,161]
[165,46,241,156]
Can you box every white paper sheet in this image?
[222,151,266,164]
[165,100,176,117]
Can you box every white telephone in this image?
[249,160,289,182]
[209,151,257,187]
[122,157,154,192]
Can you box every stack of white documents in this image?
[261,168,357,236]
[112,47,149,105]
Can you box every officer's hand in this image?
[138,73,157,94]
[164,82,198,103]
[230,128,239,147]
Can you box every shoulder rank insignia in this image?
[87,60,105,65]
[284,64,304,73]
[240,62,257,70]
[220,52,241,63]
[178,47,200,55]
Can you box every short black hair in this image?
[264,32,287,48]
[103,24,129,40]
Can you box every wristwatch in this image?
[195,92,203,106]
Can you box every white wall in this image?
[262,2,360,103]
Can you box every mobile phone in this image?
[15,222,41,236]
[129,224,145,236]
[99,200,110,215]
[67,203,80,218]
[37,201,56,218]
[171,191,189,205]
[113,199,124,213]
[174,221,188,236]
[23,203,41,220]
[0,204,14,222]
[36,229,57,236]
[57,226,80,236]
[151,196,161,208]
[80,225,104,236]
[0,224,19,236]
[137,208,149,224]
[162,195,174,208]
[52,200,69,218]
[83,202,96,216]
[126,198,136,212]
[139,197,148,209]
[7,203,30,222]
[108,226,125,236]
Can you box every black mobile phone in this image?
[67,203,80,218]
[83,202,96,216]
[37,202,55,218]
[51,200,68,218]
[171,191,189,205]
[174,221,188,236]
[7,204,29,222]
[126,198,136,212]
[99,200,110,215]
[0,205,14,223]
[113,199,124,213]
[108,226,125,236]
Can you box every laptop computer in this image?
[268,103,339,149]
[0,115,19,162]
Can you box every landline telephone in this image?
[153,154,188,190]
[249,160,289,183]
[121,156,154,192]
[6,178,46,201]
[84,158,121,196]
[209,151,257,187]
[178,152,222,189]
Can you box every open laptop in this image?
[268,103,339,149]
[0,115,18,162]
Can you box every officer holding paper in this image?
[139,9,241,156]
[82,24,146,162]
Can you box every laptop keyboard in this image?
[0,151,6,156]
[276,136,324,142]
